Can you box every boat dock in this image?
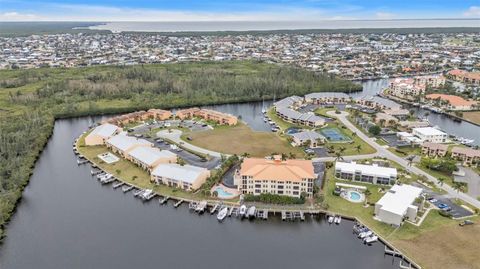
[210,202,220,214]
[281,210,305,221]
[113,181,124,189]
[91,169,102,176]
[188,201,198,210]
[122,184,134,193]
[133,189,144,197]
[256,209,268,220]
[77,158,89,165]
[229,207,238,217]
[101,177,116,184]
[159,196,170,205]
[174,199,184,208]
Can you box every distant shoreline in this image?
[1,20,479,37]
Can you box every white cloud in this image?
[0,11,40,21]
[463,6,480,17]
[375,12,396,20]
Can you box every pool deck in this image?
[211,184,240,199]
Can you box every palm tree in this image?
[334,151,344,161]
[364,189,372,206]
[351,132,357,137]
[379,119,386,128]
[339,146,346,154]
[438,177,445,186]
[356,145,362,153]
[241,152,250,158]
[288,152,296,159]
[281,153,288,161]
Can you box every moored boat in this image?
[239,205,247,218]
[217,207,228,221]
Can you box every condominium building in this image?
[175,108,237,125]
[388,78,426,100]
[234,157,316,198]
[275,108,325,127]
[375,184,423,226]
[412,127,447,143]
[127,147,177,172]
[451,147,480,166]
[335,162,397,185]
[304,92,350,104]
[290,130,326,148]
[105,135,153,157]
[151,163,210,191]
[104,109,172,126]
[85,123,122,146]
[425,94,477,111]
[421,142,448,157]
[354,95,402,111]
[447,69,480,85]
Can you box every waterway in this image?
[0,115,402,269]
[0,79,478,268]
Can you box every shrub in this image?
[244,193,305,205]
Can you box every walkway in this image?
[326,110,480,209]
[156,129,225,158]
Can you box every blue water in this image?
[214,187,234,198]
[350,192,361,201]
[285,127,301,135]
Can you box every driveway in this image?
[156,129,225,158]
[326,110,480,209]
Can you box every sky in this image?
[0,0,479,21]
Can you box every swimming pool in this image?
[212,186,238,199]
[344,190,365,203]
[98,152,120,164]
[285,127,301,135]
[319,128,351,142]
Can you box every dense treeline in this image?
[0,61,360,239]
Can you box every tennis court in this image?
[319,128,351,142]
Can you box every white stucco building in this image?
[375,184,423,226]
[412,127,447,143]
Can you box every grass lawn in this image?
[462,111,480,125]
[181,122,305,158]
[323,166,480,269]
[322,121,376,156]
[388,145,422,157]
[314,107,337,118]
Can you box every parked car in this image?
[437,203,449,209]
[428,198,438,203]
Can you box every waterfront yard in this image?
[462,111,480,125]
[181,122,305,157]
[266,107,308,130]
[76,137,213,201]
[323,166,480,269]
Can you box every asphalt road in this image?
[327,110,480,209]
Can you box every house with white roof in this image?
[151,163,210,191]
[412,127,447,143]
[304,92,350,104]
[335,161,397,185]
[375,184,423,226]
[85,123,121,146]
[127,147,177,172]
[105,135,153,157]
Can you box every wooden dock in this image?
[210,202,220,214]
[174,199,184,208]
[159,196,170,205]
[122,184,134,193]
[113,181,124,189]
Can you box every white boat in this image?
[141,189,153,200]
[328,216,334,224]
[335,216,342,225]
[217,207,228,221]
[195,200,208,213]
[239,205,247,218]
[364,235,378,244]
[359,230,373,239]
[262,108,266,114]
[246,206,256,219]
[98,173,112,181]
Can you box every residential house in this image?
[85,123,122,146]
[451,147,480,166]
[105,135,153,158]
[151,163,210,191]
[421,142,448,157]
[375,184,423,226]
[290,130,326,148]
[128,147,177,172]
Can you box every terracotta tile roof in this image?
[422,142,448,151]
[425,94,477,107]
[240,157,315,182]
[452,147,480,158]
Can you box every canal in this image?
[0,79,477,268]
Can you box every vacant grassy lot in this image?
[323,165,480,269]
[462,111,480,125]
[182,122,304,157]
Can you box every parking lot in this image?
[426,192,474,219]
[131,119,211,134]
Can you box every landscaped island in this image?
[0,61,361,239]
